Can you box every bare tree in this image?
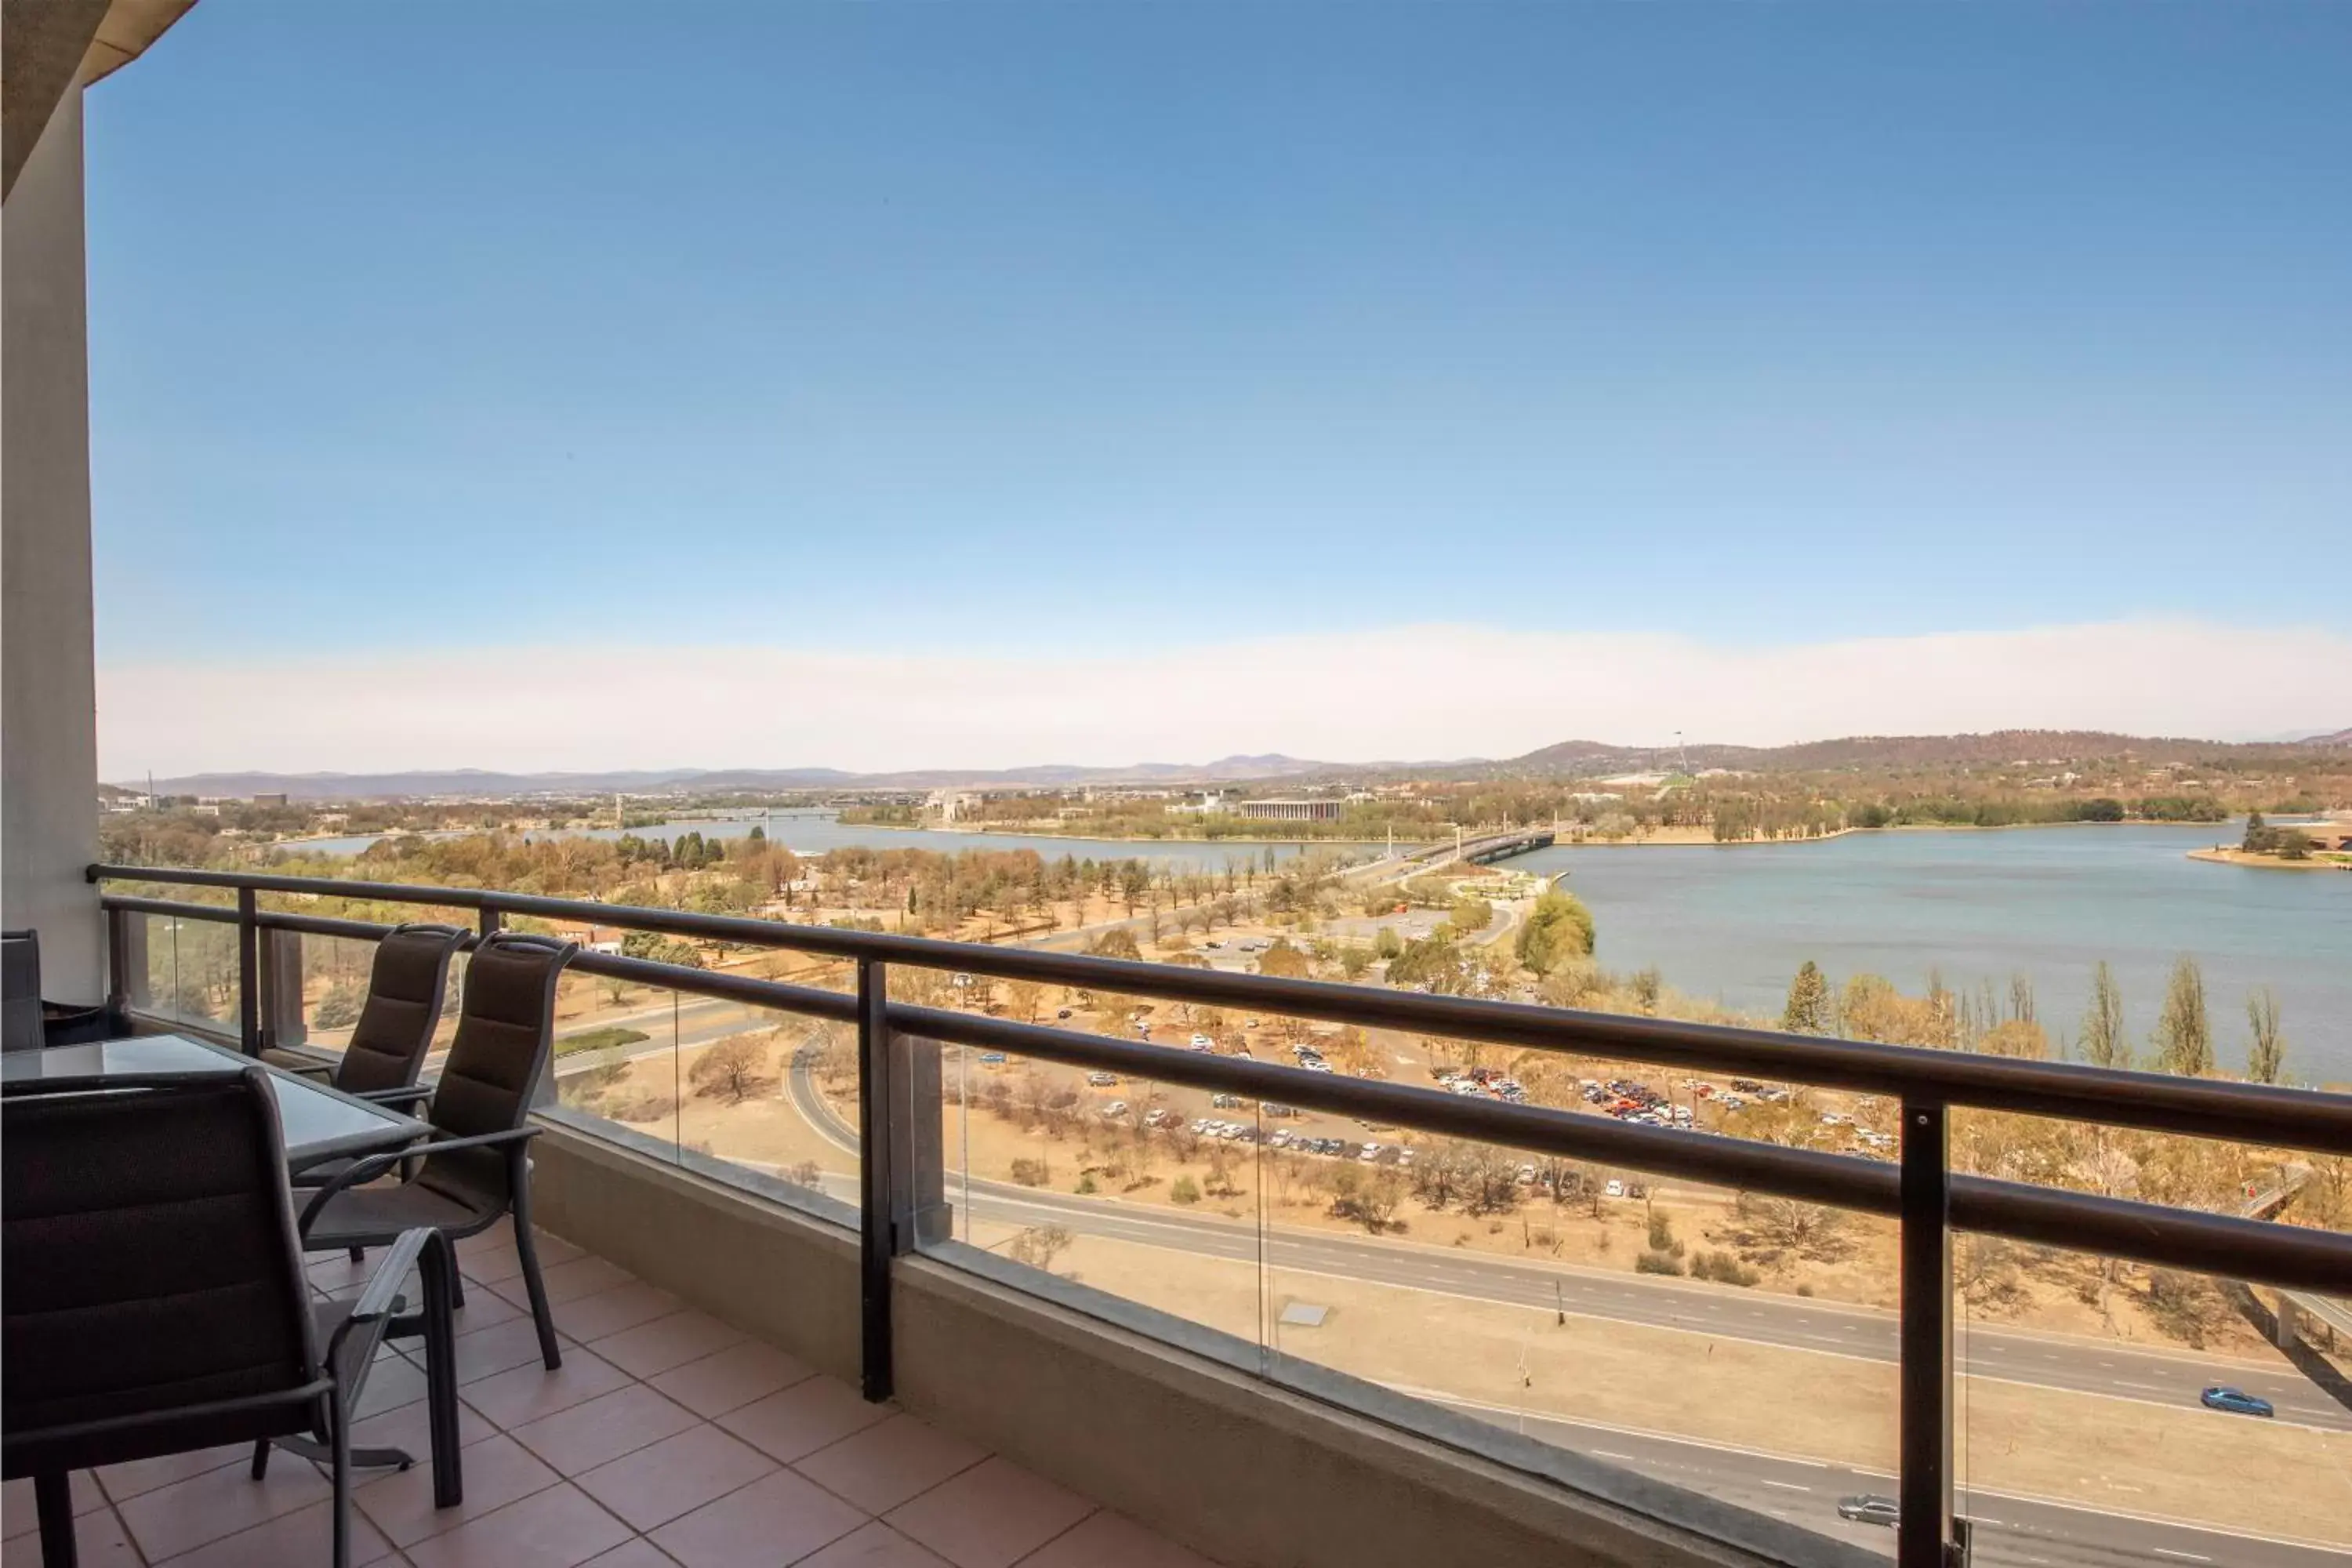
[688,1036,774,1105]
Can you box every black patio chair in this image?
[298,931,578,1370]
[278,923,469,1186]
[2,1069,436,1568]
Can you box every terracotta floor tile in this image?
[510,1385,699,1476]
[1011,1511,1220,1568]
[796,1521,956,1568]
[460,1348,634,1430]
[554,1280,683,1344]
[588,1310,746,1379]
[572,1423,775,1532]
[884,1457,1094,1568]
[2,1471,106,1533]
[444,1316,568,1386]
[793,1415,988,1515]
[579,1544,682,1568]
[648,1338,815,1419]
[93,1443,248,1504]
[350,1388,497,1459]
[717,1377,891,1465]
[647,1469,865,1568]
[401,1483,631,1568]
[456,1225,583,1287]
[149,1497,397,1568]
[357,1434,560,1548]
[489,1254,630,1308]
[117,1453,332,1562]
[354,1353,433,1419]
[0,1505,142,1568]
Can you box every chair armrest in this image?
[353,1084,434,1109]
[298,1126,542,1240]
[327,1227,434,1393]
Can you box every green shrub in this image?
[1010,1158,1051,1188]
[1635,1249,1685,1276]
[1171,1176,1202,1205]
[1690,1250,1762,1287]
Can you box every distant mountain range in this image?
[125,727,2347,800]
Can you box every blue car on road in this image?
[2201,1385,2274,1417]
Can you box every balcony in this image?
[2,1214,1212,1568]
[70,864,2352,1568]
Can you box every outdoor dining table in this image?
[2,1033,466,1504]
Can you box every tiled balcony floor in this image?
[2,1219,1219,1568]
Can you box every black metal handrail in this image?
[89,862,2352,1568]
[89,862,2352,1155]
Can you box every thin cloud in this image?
[96,619,2346,778]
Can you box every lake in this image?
[295,810,1365,874]
[1515,825,2352,1085]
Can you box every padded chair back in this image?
[2,1069,321,1478]
[335,924,467,1095]
[419,931,575,1211]
[2,929,41,1052]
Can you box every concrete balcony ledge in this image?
[528,1117,1870,1568]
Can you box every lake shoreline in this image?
[2187,847,2350,873]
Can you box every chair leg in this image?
[448,1267,465,1309]
[510,1162,563,1370]
[329,1391,354,1568]
[32,1472,77,1568]
[347,1245,364,1264]
[250,1436,271,1479]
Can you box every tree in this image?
[1781,962,1830,1034]
[1515,891,1597,974]
[1088,927,1141,962]
[2153,956,2212,1076]
[2080,961,2129,1069]
[688,1036,773,1105]
[313,984,363,1030]
[1256,940,1313,980]
[2241,810,2268,852]
[1009,1224,1073,1275]
[2245,989,2287,1085]
[1005,979,1044,1023]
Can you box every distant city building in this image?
[1238,799,1342,822]
[1170,791,1229,815]
[250,793,289,807]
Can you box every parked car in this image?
[1604,1179,1624,1199]
[2201,1386,2275,1417]
[1056,1007,1073,1019]
[1189,1033,1214,1049]
[1102,1101,1128,1118]
[1212,1093,1243,1109]
[1086,1071,1117,1087]
[978,1051,1007,1065]
[1144,1108,1171,1127]
[1835,1495,1898,1527]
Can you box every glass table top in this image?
[2,1033,428,1163]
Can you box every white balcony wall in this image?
[2,87,103,1002]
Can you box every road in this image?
[1416,1397,2350,1568]
[780,1059,2347,1564]
[782,1052,2351,1432]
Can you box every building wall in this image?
[2,89,102,1003]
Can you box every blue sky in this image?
[82,4,2352,770]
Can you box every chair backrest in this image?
[2,929,42,1052]
[334,924,467,1096]
[419,931,575,1210]
[2,1069,321,1478]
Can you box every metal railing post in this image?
[261,928,307,1051]
[891,1032,952,1250]
[857,957,895,1401]
[478,904,503,939]
[104,904,144,1019]
[235,887,260,1055]
[1899,1099,1956,1568]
